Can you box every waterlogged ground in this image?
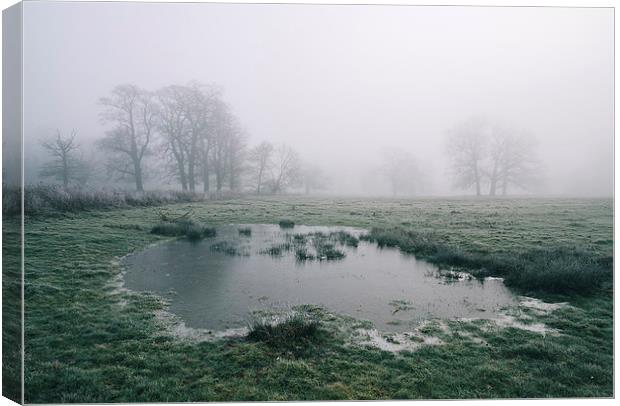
[123,224,517,332]
[10,196,613,401]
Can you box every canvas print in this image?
[1,1,614,403]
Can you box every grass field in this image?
[2,195,614,401]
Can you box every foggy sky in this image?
[21,1,613,196]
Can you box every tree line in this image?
[38,88,543,197]
[39,82,326,195]
[445,117,542,196]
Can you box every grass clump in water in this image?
[260,243,293,257]
[291,233,308,244]
[279,219,295,228]
[315,243,345,260]
[331,231,359,247]
[311,235,345,260]
[185,225,205,241]
[210,241,244,256]
[295,247,315,262]
[238,227,252,236]
[202,227,217,238]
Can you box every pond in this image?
[123,224,517,332]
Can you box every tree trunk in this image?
[228,156,236,191]
[256,168,263,195]
[134,159,144,192]
[500,168,508,195]
[216,170,222,192]
[171,144,187,191]
[188,136,199,192]
[188,158,195,192]
[489,161,498,196]
[62,156,69,188]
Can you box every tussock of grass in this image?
[309,232,346,260]
[238,227,252,236]
[248,313,322,349]
[260,243,293,257]
[313,241,345,260]
[367,227,611,294]
[295,247,315,262]
[210,241,243,256]
[202,227,217,238]
[185,225,205,241]
[151,218,216,241]
[332,231,359,247]
[292,234,308,244]
[279,219,295,228]
[151,221,193,237]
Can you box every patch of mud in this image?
[153,309,248,342]
[518,296,570,315]
[352,319,448,352]
[358,296,571,353]
[458,296,570,336]
[435,269,475,283]
[464,314,554,335]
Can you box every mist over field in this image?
[19,2,613,197]
[2,3,616,402]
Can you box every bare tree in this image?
[487,123,507,196]
[98,84,156,192]
[382,149,420,196]
[447,118,543,196]
[39,129,90,187]
[209,98,233,192]
[269,144,301,194]
[445,117,488,196]
[489,128,541,195]
[182,83,220,193]
[247,141,274,194]
[226,128,247,192]
[156,85,191,190]
[300,162,329,195]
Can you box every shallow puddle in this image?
[123,224,518,332]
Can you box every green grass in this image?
[248,313,323,355]
[2,212,22,403]
[5,195,613,401]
